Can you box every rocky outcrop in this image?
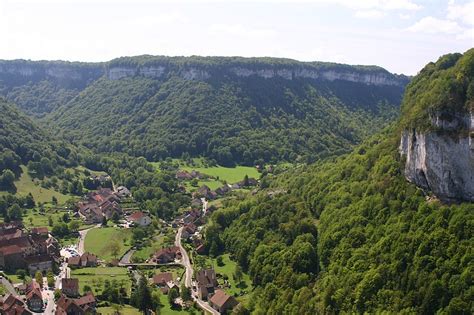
[0,61,104,88]
[399,111,474,202]
[231,67,401,86]
[106,62,406,86]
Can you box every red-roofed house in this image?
[0,294,32,315]
[62,278,79,297]
[209,290,238,313]
[150,246,181,264]
[127,211,152,227]
[25,281,43,312]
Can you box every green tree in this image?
[47,270,55,288]
[35,271,43,288]
[168,286,179,307]
[132,276,153,312]
[180,284,191,301]
[234,265,243,284]
[8,204,22,221]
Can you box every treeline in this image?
[400,49,473,131]
[206,128,473,314]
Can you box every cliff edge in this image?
[399,49,474,202]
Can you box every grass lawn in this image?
[206,254,253,303]
[2,271,30,285]
[181,165,259,184]
[13,166,72,204]
[96,305,140,315]
[158,294,190,315]
[84,227,132,262]
[71,267,131,295]
[184,180,222,192]
[132,234,166,262]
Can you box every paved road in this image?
[175,227,219,315]
[119,249,136,265]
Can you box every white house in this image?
[127,211,152,226]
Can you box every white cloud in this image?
[407,16,463,34]
[447,0,474,25]
[355,10,385,19]
[399,13,411,20]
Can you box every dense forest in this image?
[0,56,408,166]
[207,126,473,314]
[0,98,80,189]
[204,52,474,314]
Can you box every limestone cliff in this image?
[399,49,474,202]
[399,111,474,202]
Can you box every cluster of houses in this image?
[77,187,130,224]
[0,222,59,275]
[67,252,98,268]
[195,268,238,313]
[0,294,32,315]
[0,276,96,314]
[56,278,96,314]
[149,246,181,264]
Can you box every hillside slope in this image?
[0,56,408,165]
[0,98,79,188]
[205,52,473,314]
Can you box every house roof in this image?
[209,289,236,308]
[128,211,147,221]
[62,278,79,291]
[30,227,49,235]
[26,288,42,301]
[67,256,80,265]
[76,292,95,306]
[153,272,173,285]
[0,245,23,256]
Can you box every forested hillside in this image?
[0,57,408,166]
[207,127,472,314]
[204,52,474,314]
[0,98,80,189]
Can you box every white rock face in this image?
[400,111,474,202]
[108,67,136,80]
[181,68,210,80]
[46,66,82,80]
[230,67,400,86]
[106,64,401,86]
[139,66,165,78]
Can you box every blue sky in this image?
[0,0,472,74]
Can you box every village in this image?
[0,166,261,314]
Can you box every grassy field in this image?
[13,166,72,204]
[84,227,132,262]
[206,254,253,303]
[97,305,141,315]
[71,267,131,295]
[181,165,259,184]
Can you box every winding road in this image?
[175,227,219,315]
